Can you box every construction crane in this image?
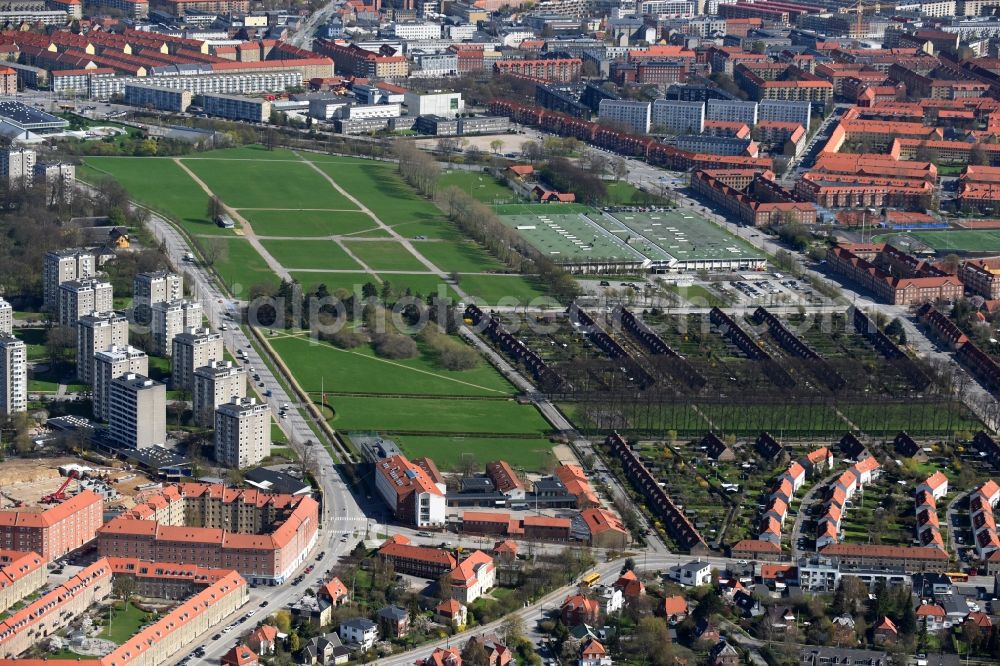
[40,471,78,505]
[851,0,879,40]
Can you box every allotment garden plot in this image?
[470,306,978,440]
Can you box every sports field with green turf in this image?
[874,229,1000,253]
[80,147,558,462]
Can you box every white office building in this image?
[389,22,442,40]
[403,91,464,116]
[58,278,113,327]
[0,335,26,415]
[215,397,271,468]
[707,99,758,126]
[651,98,705,134]
[599,99,652,134]
[193,360,247,425]
[109,373,166,449]
[93,345,148,421]
[171,327,223,391]
[76,312,129,384]
[151,299,203,356]
[758,100,811,129]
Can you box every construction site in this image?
[0,455,159,512]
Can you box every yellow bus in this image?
[946,571,969,583]
[580,572,601,587]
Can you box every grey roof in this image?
[377,605,409,621]
[246,467,312,495]
[679,560,710,574]
[342,617,376,631]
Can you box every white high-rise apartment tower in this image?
[0,336,26,415]
[215,397,271,468]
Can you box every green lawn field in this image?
[261,239,363,271]
[313,161,461,241]
[373,274,458,301]
[184,159,356,210]
[213,238,279,292]
[874,229,1000,253]
[271,333,513,396]
[457,274,550,303]
[326,395,550,434]
[412,240,505,273]
[394,435,554,471]
[103,602,148,644]
[437,170,520,204]
[79,158,223,236]
[342,240,429,272]
[292,271,376,296]
[242,209,378,237]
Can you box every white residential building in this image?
[193,360,247,425]
[93,345,148,421]
[43,248,96,310]
[58,278,113,327]
[670,560,712,586]
[599,99,652,134]
[0,335,26,415]
[707,98,758,126]
[151,299,203,356]
[171,328,223,391]
[758,100,811,128]
[76,312,129,384]
[215,396,270,468]
[0,148,35,188]
[108,373,166,449]
[339,618,378,650]
[134,271,183,310]
[0,297,11,336]
[651,98,705,134]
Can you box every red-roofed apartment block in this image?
[374,454,446,527]
[96,484,317,585]
[0,491,103,562]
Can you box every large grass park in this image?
[79,146,558,471]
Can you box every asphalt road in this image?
[137,201,371,664]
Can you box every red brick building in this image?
[0,491,103,562]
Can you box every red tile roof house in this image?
[613,570,645,599]
[873,616,898,645]
[246,625,279,655]
[562,594,601,626]
[221,644,259,666]
[435,598,468,629]
[580,638,612,666]
[660,595,689,624]
[449,550,496,604]
[418,646,463,666]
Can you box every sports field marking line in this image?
[172,158,292,282]
[293,151,470,301]
[256,234,398,241]
[278,333,509,395]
